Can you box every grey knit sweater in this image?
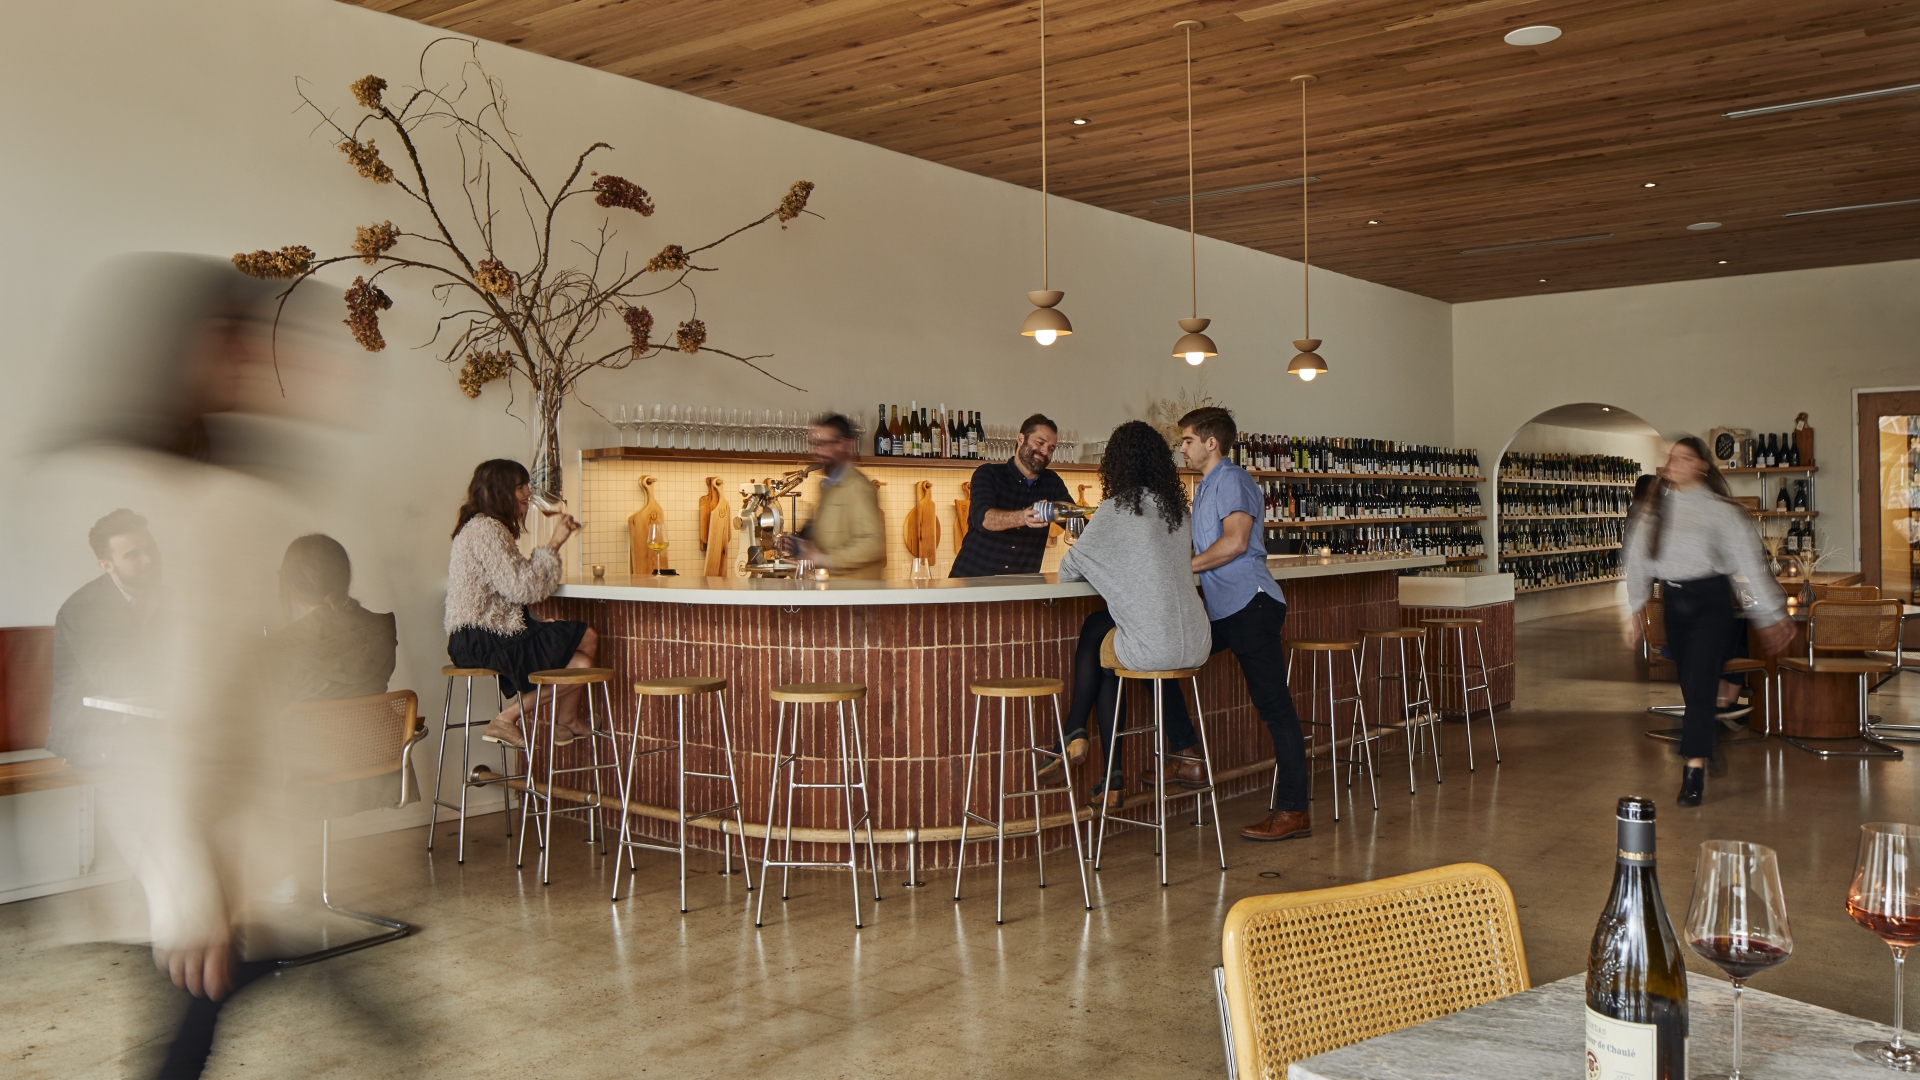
[445,516,562,635]
[1624,484,1787,625]
[1058,492,1213,672]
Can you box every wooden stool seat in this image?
[528,667,614,686]
[1420,617,1483,629]
[1777,657,1894,675]
[968,677,1066,698]
[1359,627,1425,640]
[1098,628,1202,679]
[634,675,727,696]
[770,682,866,703]
[1720,658,1770,674]
[1286,638,1359,652]
[440,665,498,677]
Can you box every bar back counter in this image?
[538,553,1514,873]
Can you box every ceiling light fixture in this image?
[1461,233,1612,255]
[1718,260,1728,264]
[1170,21,1216,367]
[1687,222,1721,231]
[1724,81,1920,120]
[1367,219,1380,225]
[1503,25,1561,46]
[1151,176,1319,205]
[1539,278,1548,283]
[1070,117,1088,125]
[1782,196,1920,219]
[1643,182,1657,188]
[1020,0,1072,347]
[1286,73,1326,382]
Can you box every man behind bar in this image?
[1177,407,1312,842]
[949,413,1071,577]
[779,413,887,579]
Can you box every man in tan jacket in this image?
[780,413,886,579]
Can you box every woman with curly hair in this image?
[1054,420,1212,808]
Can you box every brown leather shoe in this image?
[1240,810,1311,842]
[1165,758,1208,789]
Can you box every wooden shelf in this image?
[585,447,1484,484]
[1446,555,1486,563]
[1515,575,1625,595]
[1496,476,1637,488]
[1499,513,1628,521]
[1250,470,1485,483]
[1754,510,1818,518]
[1499,543,1623,558]
[1266,515,1487,527]
[1723,466,1818,475]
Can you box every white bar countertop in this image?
[554,553,1446,607]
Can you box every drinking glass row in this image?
[605,404,1081,462]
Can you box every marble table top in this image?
[1288,972,1895,1080]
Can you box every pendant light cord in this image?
[1186,25,1196,319]
[1300,76,1310,339]
[1040,0,1049,290]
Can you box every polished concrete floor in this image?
[5,608,1918,1078]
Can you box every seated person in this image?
[1056,421,1213,808]
[47,509,161,769]
[266,534,397,703]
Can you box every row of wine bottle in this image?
[1500,549,1620,589]
[1497,518,1624,555]
[1231,434,1481,477]
[1271,525,1483,558]
[1749,430,1805,468]
[1773,479,1811,511]
[1498,484,1633,517]
[873,402,984,459]
[1261,480,1485,522]
[1774,519,1817,556]
[1499,452,1640,483]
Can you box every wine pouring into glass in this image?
[1685,840,1794,1080]
[1849,822,1920,1072]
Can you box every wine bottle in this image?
[876,403,891,456]
[1793,480,1808,511]
[1587,796,1688,1080]
[1776,486,1791,511]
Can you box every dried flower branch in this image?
[591,175,654,216]
[338,138,394,184]
[344,276,392,352]
[232,245,315,279]
[457,349,511,398]
[645,244,688,274]
[473,258,515,296]
[622,305,653,354]
[674,318,706,354]
[351,75,387,111]
[352,221,399,263]
[777,180,815,225]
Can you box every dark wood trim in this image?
[1858,390,1920,597]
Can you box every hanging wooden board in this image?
[703,492,731,577]
[628,475,666,576]
[904,479,940,561]
[1794,412,1816,468]
[954,481,971,548]
[697,475,723,550]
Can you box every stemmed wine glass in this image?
[1849,822,1920,1071]
[1685,840,1794,1080]
[612,405,629,448]
[648,404,662,448]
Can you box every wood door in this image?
[1858,390,1920,619]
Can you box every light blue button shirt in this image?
[1191,460,1285,622]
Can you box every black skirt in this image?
[448,610,589,697]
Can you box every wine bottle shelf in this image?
[1445,555,1485,563]
[1754,510,1818,518]
[1514,575,1625,595]
[1495,476,1637,488]
[1266,515,1488,527]
[1499,513,1628,521]
[584,446,1100,471]
[1499,543,1623,558]
[1249,470,1485,483]
[1723,466,1818,475]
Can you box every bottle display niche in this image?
[874,401,984,460]
[1231,433,1479,477]
[1716,421,1819,572]
[1246,438,1486,564]
[1498,452,1639,594]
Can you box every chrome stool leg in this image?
[755,689,876,929]
[1472,626,1500,763]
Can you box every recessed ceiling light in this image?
[1367,219,1380,225]
[1643,183,1657,188]
[1538,278,1548,282]
[1504,25,1561,46]
[1601,407,1611,412]
[1718,260,1728,264]
[1687,222,1721,231]
[1070,117,1089,125]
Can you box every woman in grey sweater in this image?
[1623,435,1792,806]
[1057,421,1213,808]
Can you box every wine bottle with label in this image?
[1587,796,1688,1080]
[876,403,891,456]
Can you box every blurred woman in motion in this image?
[445,458,596,748]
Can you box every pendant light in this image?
[1286,74,1328,381]
[1170,19,1216,366]
[1020,0,1072,346]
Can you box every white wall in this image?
[1455,259,1920,572]
[0,0,1450,832]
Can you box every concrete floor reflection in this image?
[3,608,1916,1077]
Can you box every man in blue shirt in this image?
[1176,407,1311,842]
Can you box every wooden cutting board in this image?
[697,476,723,550]
[904,479,940,560]
[703,491,731,577]
[1077,484,1097,507]
[954,481,971,548]
[628,475,666,575]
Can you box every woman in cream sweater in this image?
[445,458,597,748]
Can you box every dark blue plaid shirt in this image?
[949,458,1071,577]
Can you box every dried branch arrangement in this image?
[233,38,818,411]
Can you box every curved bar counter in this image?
[535,554,1449,872]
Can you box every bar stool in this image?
[612,676,754,910]
[516,667,619,885]
[1284,638,1377,820]
[426,666,521,862]
[1091,630,1226,887]
[1358,628,1442,793]
[756,682,880,929]
[953,677,1092,923]
[1421,618,1500,770]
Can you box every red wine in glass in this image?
[1689,937,1792,980]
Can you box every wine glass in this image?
[665,405,681,449]
[613,404,628,448]
[1849,822,1920,1071]
[726,408,740,452]
[648,404,663,448]
[911,557,934,586]
[1685,840,1794,1080]
[631,403,647,449]
[646,522,669,575]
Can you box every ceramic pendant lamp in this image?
[1020,0,1072,346]
[1287,74,1328,381]
[1170,19,1216,366]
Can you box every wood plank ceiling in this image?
[345,0,1920,302]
